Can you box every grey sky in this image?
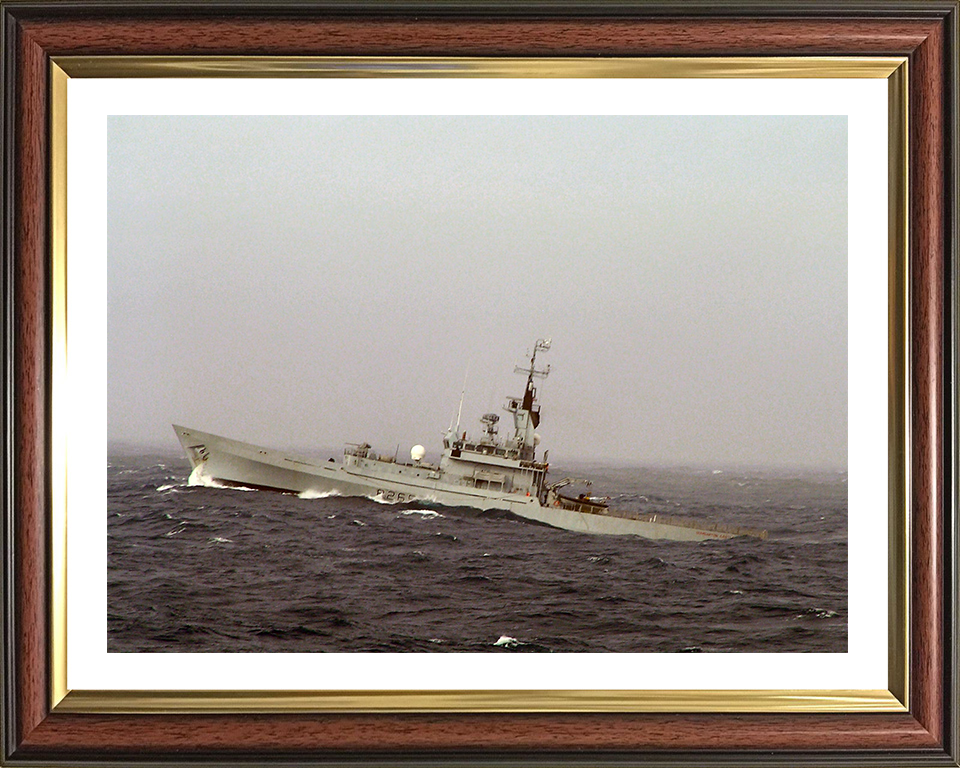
[108,115,846,469]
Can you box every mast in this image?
[505,338,551,459]
[454,368,468,435]
[515,338,551,425]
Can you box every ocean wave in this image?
[187,466,256,491]
[108,454,848,654]
[801,607,840,620]
[400,509,443,519]
[187,465,214,487]
[299,489,340,500]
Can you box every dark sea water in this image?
[108,451,847,653]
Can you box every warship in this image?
[174,339,766,542]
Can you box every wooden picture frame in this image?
[2,2,957,765]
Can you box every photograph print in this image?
[108,113,847,654]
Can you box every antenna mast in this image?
[515,338,552,385]
[454,367,468,434]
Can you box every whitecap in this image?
[207,536,233,545]
[187,465,214,487]
[164,526,186,537]
[494,635,522,648]
[726,589,744,595]
[352,519,366,527]
[157,483,179,493]
[299,488,340,499]
[187,466,255,491]
[400,509,443,519]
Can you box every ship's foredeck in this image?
[597,507,768,540]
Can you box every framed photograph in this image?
[2,2,957,766]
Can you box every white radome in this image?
[410,444,426,462]
[533,433,542,446]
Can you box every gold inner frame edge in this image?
[57,688,905,715]
[48,55,910,714]
[54,55,904,79]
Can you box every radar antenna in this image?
[514,337,552,381]
[480,412,499,439]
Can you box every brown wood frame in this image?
[2,2,957,765]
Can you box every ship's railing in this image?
[460,442,514,458]
[589,506,768,540]
[343,443,372,458]
[554,498,609,515]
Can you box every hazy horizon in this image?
[107,438,848,476]
[109,115,847,470]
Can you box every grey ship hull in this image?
[173,425,760,542]
[173,425,544,516]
